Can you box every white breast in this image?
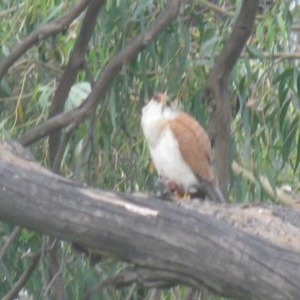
[149,127,199,192]
[141,99,199,192]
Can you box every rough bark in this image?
[0,141,300,300]
[206,0,259,194]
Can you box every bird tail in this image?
[196,176,226,203]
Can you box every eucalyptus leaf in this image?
[64,82,91,112]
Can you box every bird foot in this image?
[156,177,191,201]
[172,191,190,200]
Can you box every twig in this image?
[2,237,63,300]
[82,268,136,300]
[73,60,97,182]
[82,266,181,300]
[184,288,197,300]
[74,108,97,181]
[197,0,234,17]
[45,238,66,299]
[19,0,180,147]
[12,64,35,131]
[232,160,300,206]
[125,283,137,300]
[0,3,24,17]
[2,251,41,300]
[0,0,91,82]
[52,125,76,173]
[245,51,300,60]
[146,288,162,300]
[40,237,57,300]
[83,59,96,87]
[43,257,64,299]
[0,226,21,263]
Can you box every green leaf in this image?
[264,168,278,202]
[296,72,300,107]
[246,45,264,59]
[2,44,10,56]
[282,116,299,163]
[273,68,293,85]
[64,82,91,112]
[37,84,54,110]
[0,78,11,95]
[295,134,300,172]
[277,13,287,40]
[279,98,290,134]
[109,88,117,129]
[200,36,220,58]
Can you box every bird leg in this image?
[167,181,191,200]
[155,177,173,199]
[156,177,191,200]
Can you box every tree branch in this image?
[196,0,234,17]
[0,226,21,263]
[206,0,259,194]
[0,140,299,300]
[48,0,105,165]
[2,251,41,300]
[18,0,181,147]
[232,160,300,206]
[0,0,91,82]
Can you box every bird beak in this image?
[153,92,169,106]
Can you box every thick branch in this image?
[0,141,300,300]
[209,0,259,82]
[0,0,91,81]
[206,0,259,194]
[18,0,180,147]
[19,106,90,146]
[48,0,105,165]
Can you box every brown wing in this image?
[168,112,217,186]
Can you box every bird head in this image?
[142,92,168,117]
[141,92,171,143]
[153,92,168,106]
[142,92,178,124]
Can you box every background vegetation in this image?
[0,0,300,299]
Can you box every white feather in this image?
[150,129,199,191]
[141,99,198,192]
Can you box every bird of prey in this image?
[141,92,225,203]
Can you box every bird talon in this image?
[181,193,191,200]
[171,190,191,200]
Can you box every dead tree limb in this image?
[0,141,299,300]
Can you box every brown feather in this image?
[168,112,217,186]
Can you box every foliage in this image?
[232,1,300,202]
[0,0,300,299]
